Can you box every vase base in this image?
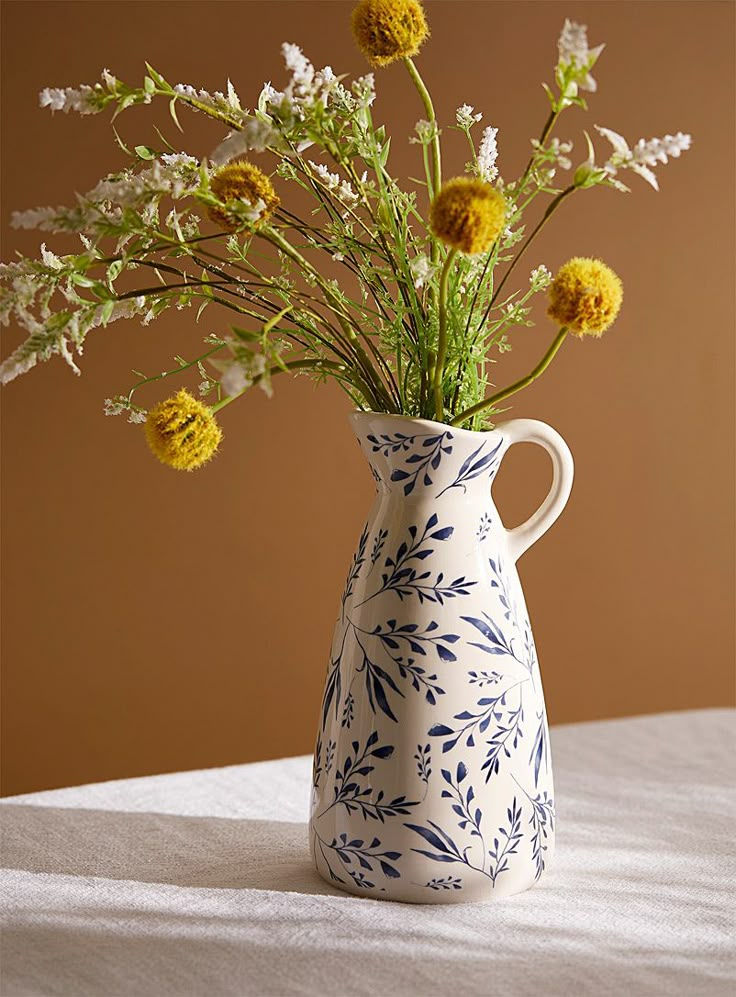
[312,861,547,905]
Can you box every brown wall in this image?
[1,0,734,796]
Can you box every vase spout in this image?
[351,412,505,501]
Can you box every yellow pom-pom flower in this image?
[145,389,223,471]
[430,178,506,255]
[547,257,623,337]
[352,0,429,67]
[208,161,279,232]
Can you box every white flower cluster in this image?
[308,161,360,209]
[11,153,202,236]
[557,20,604,93]
[0,289,148,385]
[216,352,271,399]
[595,126,692,191]
[40,85,98,115]
[211,119,281,166]
[409,254,437,289]
[456,104,483,129]
[104,395,147,424]
[529,265,553,291]
[173,79,243,119]
[412,119,436,144]
[39,69,119,115]
[214,47,378,168]
[547,137,573,172]
[476,126,499,183]
[260,43,342,120]
[90,153,201,204]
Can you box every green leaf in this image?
[153,126,177,153]
[263,306,291,336]
[111,126,133,157]
[134,145,158,161]
[379,137,392,168]
[106,260,124,285]
[47,311,72,333]
[169,97,183,132]
[231,326,261,342]
[70,273,99,289]
[100,300,116,325]
[112,93,136,120]
[144,64,169,90]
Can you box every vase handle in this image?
[499,419,574,562]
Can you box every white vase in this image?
[310,413,574,903]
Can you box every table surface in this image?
[1,709,734,997]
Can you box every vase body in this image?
[310,413,573,903]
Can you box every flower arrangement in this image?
[0,1,690,470]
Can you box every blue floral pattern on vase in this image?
[310,412,562,903]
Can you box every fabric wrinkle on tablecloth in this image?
[1,709,734,996]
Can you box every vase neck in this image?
[351,413,506,501]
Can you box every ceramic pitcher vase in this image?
[310,413,574,903]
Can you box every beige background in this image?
[1,0,734,796]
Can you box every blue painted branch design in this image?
[436,439,502,497]
[312,734,323,790]
[370,528,388,568]
[487,797,523,886]
[317,731,420,823]
[313,829,403,888]
[477,512,492,541]
[422,876,463,891]
[428,680,526,769]
[367,431,454,496]
[321,642,343,730]
[353,630,405,723]
[312,736,335,791]
[341,522,369,616]
[360,513,476,606]
[513,777,555,880]
[487,556,539,678]
[441,762,485,854]
[529,710,549,786]
[461,612,528,668]
[468,669,504,687]
[405,769,523,889]
[340,691,355,729]
[415,743,432,796]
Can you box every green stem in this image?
[517,107,560,194]
[127,343,226,403]
[262,227,393,411]
[404,55,442,293]
[433,249,457,421]
[451,327,569,427]
[403,57,441,196]
[490,186,575,310]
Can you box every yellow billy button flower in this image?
[430,178,506,255]
[208,161,279,232]
[352,0,429,67]
[548,257,623,337]
[145,389,223,471]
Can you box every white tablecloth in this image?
[1,709,734,997]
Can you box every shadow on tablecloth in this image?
[1,805,343,896]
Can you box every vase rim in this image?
[349,410,504,439]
